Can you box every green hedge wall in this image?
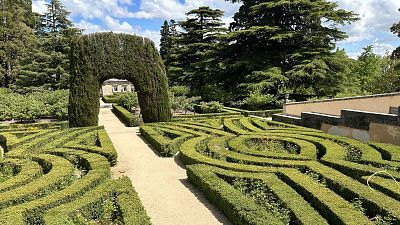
[0,122,151,224]
[112,105,142,127]
[69,32,171,127]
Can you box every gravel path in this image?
[98,107,231,225]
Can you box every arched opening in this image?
[68,33,171,127]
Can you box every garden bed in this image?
[141,115,400,225]
[0,123,150,224]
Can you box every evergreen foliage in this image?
[13,0,79,92]
[69,33,171,127]
[0,0,37,87]
[221,0,358,96]
[164,7,227,87]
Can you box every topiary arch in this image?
[68,33,171,127]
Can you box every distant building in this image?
[101,79,135,96]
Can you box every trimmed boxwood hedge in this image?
[69,32,171,127]
[223,107,283,117]
[0,122,151,224]
[112,104,142,127]
[142,116,400,224]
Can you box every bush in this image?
[170,85,190,96]
[171,95,201,113]
[198,101,224,114]
[0,90,68,121]
[140,116,400,224]
[0,124,150,224]
[112,105,142,127]
[239,92,276,110]
[119,92,139,111]
[194,84,233,103]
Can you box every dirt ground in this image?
[98,106,231,225]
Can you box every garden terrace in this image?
[141,116,400,225]
[0,123,150,224]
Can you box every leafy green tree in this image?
[391,9,400,58]
[354,46,383,94]
[171,7,227,87]
[222,0,358,97]
[0,0,37,87]
[372,56,400,93]
[14,0,79,91]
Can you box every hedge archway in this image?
[68,33,171,127]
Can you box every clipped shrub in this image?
[69,33,171,127]
[112,105,142,127]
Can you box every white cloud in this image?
[131,0,240,20]
[76,17,161,47]
[336,0,400,44]
[32,0,47,14]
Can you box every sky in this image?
[32,0,400,59]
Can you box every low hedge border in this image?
[112,104,142,127]
[369,142,400,161]
[188,165,329,225]
[42,177,151,225]
[140,125,192,156]
[187,164,285,225]
[179,136,300,172]
[63,128,118,165]
[0,122,68,131]
[309,163,400,221]
[0,154,75,209]
[223,107,283,118]
[227,135,318,160]
[0,159,43,193]
[278,168,371,225]
[102,95,119,103]
[172,109,242,121]
[360,175,400,201]
[0,149,111,224]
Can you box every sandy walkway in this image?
[98,107,231,225]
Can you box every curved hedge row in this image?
[141,116,400,225]
[0,123,150,224]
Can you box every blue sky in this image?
[32,0,400,59]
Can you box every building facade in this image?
[101,79,135,96]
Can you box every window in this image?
[113,85,119,92]
[122,85,128,92]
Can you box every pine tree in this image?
[222,0,358,96]
[0,0,37,87]
[160,20,170,59]
[174,6,227,88]
[43,0,72,33]
[14,0,79,91]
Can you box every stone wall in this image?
[284,92,400,117]
[273,109,400,145]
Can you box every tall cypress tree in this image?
[222,0,358,95]
[173,6,227,88]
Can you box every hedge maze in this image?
[141,116,400,225]
[0,123,150,225]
